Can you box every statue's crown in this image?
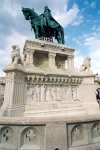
[44,5,49,11]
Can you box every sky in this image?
[0,0,100,76]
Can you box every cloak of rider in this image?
[43,6,59,28]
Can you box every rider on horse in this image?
[22,6,65,44]
[43,6,59,29]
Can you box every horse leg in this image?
[34,25,39,39]
[60,27,65,44]
[31,23,39,39]
[55,28,62,44]
[58,31,62,44]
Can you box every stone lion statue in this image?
[79,57,91,72]
[11,44,23,65]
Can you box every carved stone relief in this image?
[0,84,5,107]
[26,83,80,103]
[1,127,14,144]
[20,127,41,149]
[34,52,48,67]
[92,123,100,143]
[25,129,37,144]
[55,56,66,69]
[71,125,83,146]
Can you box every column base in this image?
[0,105,25,117]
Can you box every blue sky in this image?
[0,0,100,76]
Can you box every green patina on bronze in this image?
[21,6,65,44]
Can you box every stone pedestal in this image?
[0,64,26,117]
[1,39,99,117]
[0,39,100,150]
[23,39,75,70]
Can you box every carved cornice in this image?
[26,75,82,84]
[23,39,75,55]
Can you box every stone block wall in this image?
[0,120,100,150]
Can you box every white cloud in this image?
[74,51,84,70]
[84,36,100,74]
[1,0,20,17]
[72,38,76,41]
[97,26,100,31]
[91,25,96,30]
[76,40,82,45]
[90,2,96,8]
[93,20,97,23]
[84,1,89,5]
[98,10,100,14]
[87,20,91,22]
[89,50,100,74]
[54,3,83,27]
[84,37,100,50]
[65,35,68,39]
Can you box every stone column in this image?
[67,55,74,69]
[49,52,56,68]
[29,52,34,65]
[71,55,74,68]
[53,53,56,67]
[26,49,34,65]
[26,52,30,65]
[0,66,26,117]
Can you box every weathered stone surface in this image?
[0,39,100,149]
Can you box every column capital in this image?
[49,52,56,57]
[67,55,74,58]
[26,48,35,53]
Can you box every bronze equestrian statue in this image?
[21,6,65,44]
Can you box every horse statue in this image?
[21,6,65,44]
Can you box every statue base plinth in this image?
[23,101,87,117]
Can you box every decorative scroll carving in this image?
[26,84,80,103]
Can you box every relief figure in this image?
[40,85,46,102]
[46,87,52,102]
[27,84,34,102]
[52,85,57,101]
[57,85,62,101]
[61,86,66,100]
[33,86,38,102]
